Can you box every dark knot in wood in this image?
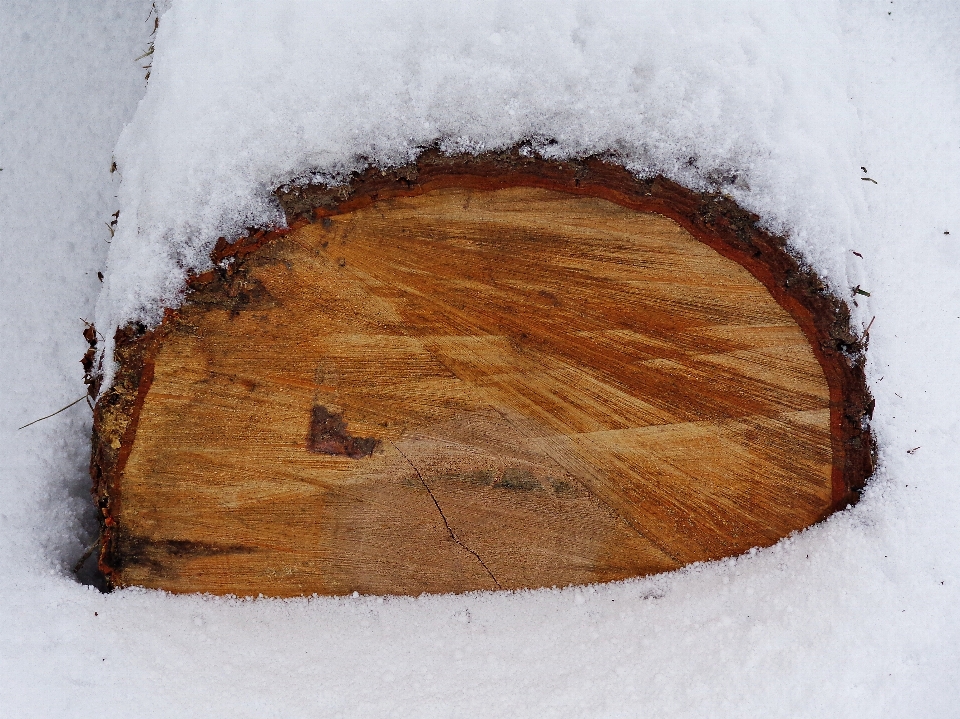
[306,405,379,458]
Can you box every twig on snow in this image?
[18,395,88,430]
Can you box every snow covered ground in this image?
[2,1,959,716]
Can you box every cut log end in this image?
[91,150,873,597]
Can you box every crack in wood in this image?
[392,442,503,590]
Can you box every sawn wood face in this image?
[93,165,872,597]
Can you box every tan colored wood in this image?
[103,185,841,596]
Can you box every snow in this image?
[2,0,959,716]
[96,0,874,380]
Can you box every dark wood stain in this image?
[307,405,379,458]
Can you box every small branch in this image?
[72,539,99,574]
[18,395,88,430]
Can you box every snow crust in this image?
[97,0,872,380]
[2,0,960,716]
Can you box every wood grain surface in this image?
[92,155,874,597]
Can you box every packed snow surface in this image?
[2,0,959,716]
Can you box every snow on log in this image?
[90,150,874,597]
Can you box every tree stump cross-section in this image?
[90,150,874,597]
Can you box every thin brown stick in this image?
[18,395,88,431]
[72,539,99,574]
